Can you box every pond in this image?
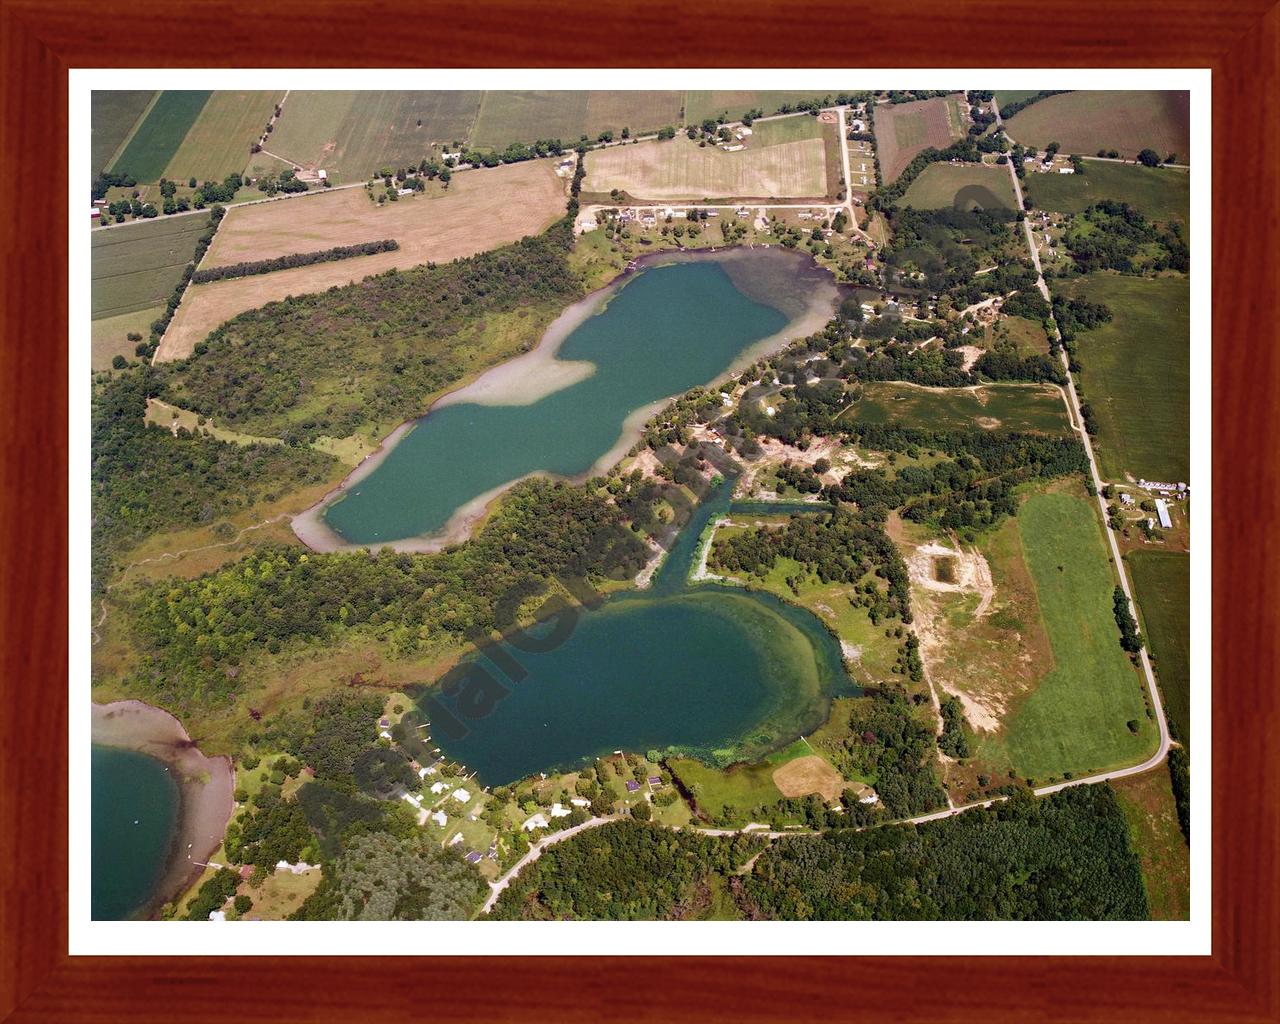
[308,247,840,550]
[413,476,855,787]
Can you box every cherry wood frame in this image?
[2,1,1276,1020]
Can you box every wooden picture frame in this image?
[2,1,1275,1019]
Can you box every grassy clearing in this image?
[667,756,782,819]
[91,212,211,320]
[974,493,1156,782]
[108,90,210,181]
[239,868,321,921]
[260,91,483,182]
[1024,161,1189,226]
[470,91,684,150]
[1127,550,1190,746]
[839,381,1072,434]
[875,95,964,182]
[684,91,838,123]
[993,315,1054,357]
[1110,769,1190,920]
[1005,91,1190,162]
[160,160,566,361]
[993,91,1042,109]
[900,162,1017,210]
[583,131,829,200]
[1058,274,1189,483]
[162,91,283,182]
[91,306,163,370]
[91,91,155,176]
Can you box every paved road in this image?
[1002,146,1173,787]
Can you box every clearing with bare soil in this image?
[157,160,567,361]
[771,754,845,802]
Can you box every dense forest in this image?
[122,479,650,718]
[163,222,583,442]
[91,367,337,589]
[490,785,1148,921]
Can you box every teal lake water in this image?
[323,250,834,546]
[91,745,179,920]
[421,476,854,786]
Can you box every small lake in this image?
[317,248,839,548]
[415,476,855,787]
[91,745,179,920]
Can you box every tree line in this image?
[191,239,399,284]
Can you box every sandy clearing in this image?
[772,754,845,802]
[157,160,567,362]
[906,540,995,616]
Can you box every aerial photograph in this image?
[88,86,1192,924]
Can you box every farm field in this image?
[1111,768,1190,920]
[159,159,566,360]
[259,91,483,182]
[470,91,684,149]
[683,91,838,123]
[91,306,163,370]
[91,212,211,320]
[840,381,1072,434]
[992,315,1054,357]
[1058,274,1190,483]
[1004,91,1191,162]
[1127,550,1190,746]
[875,95,965,183]
[993,91,1042,109]
[91,91,155,176]
[1023,160,1189,225]
[973,492,1157,782]
[162,91,283,182]
[108,90,211,182]
[900,162,1016,210]
[582,127,829,201]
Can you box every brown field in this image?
[91,306,162,370]
[772,754,845,802]
[1004,91,1190,161]
[158,160,567,361]
[875,95,964,183]
[1111,767,1190,920]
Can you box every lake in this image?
[414,476,854,786]
[91,745,180,920]
[315,247,839,548]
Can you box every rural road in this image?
[91,180,368,231]
[481,815,619,914]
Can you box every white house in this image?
[451,788,471,803]
[570,797,590,808]
[1058,167,1075,174]
[418,765,435,778]
[431,810,447,827]
[317,169,327,180]
[430,781,448,795]
[550,803,571,818]
[523,813,549,831]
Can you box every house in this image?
[1058,167,1075,174]
[275,860,317,875]
[208,911,227,922]
[465,851,482,864]
[625,780,641,793]
[1120,493,1135,506]
[317,169,327,180]
[647,776,662,785]
[90,207,101,219]
[798,211,812,220]
[379,718,390,727]
[523,812,549,831]
[379,730,392,740]
[430,781,448,794]
[721,143,745,152]
[431,810,447,827]
[550,803,571,818]
[402,793,423,807]
[397,188,414,196]
[1155,499,1173,529]
[448,833,464,846]
[451,788,471,803]
[570,797,590,808]
[737,125,753,137]
[418,765,435,778]
[578,217,597,231]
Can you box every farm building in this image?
[1155,499,1173,529]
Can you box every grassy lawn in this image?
[1111,769,1190,920]
[162,90,283,182]
[91,91,155,176]
[839,381,1072,434]
[900,163,1016,210]
[91,212,211,319]
[994,314,1054,356]
[683,91,838,123]
[668,756,782,820]
[1024,160,1189,226]
[1058,274,1190,483]
[91,305,162,370]
[974,493,1157,782]
[108,90,211,182]
[1004,90,1190,162]
[1127,550,1191,746]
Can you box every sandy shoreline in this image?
[92,701,235,919]
[292,246,841,556]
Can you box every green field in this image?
[1127,550,1190,746]
[667,756,783,821]
[1005,91,1190,162]
[1111,768,1190,919]
[993,91,1042,109]
[260,91,483,182]
[840,382,1071,434]
[900,162,1017,210]
[108,91,211,182]
[91,213,210,320]
[163,91,283,181]
[1024,160,1189,225]
[470,91,684,150]
[91,306,164,370]
[974,493,1157,781]
[91,91,155,176]
[1058,274,1190,483]
[684,91,839,123]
